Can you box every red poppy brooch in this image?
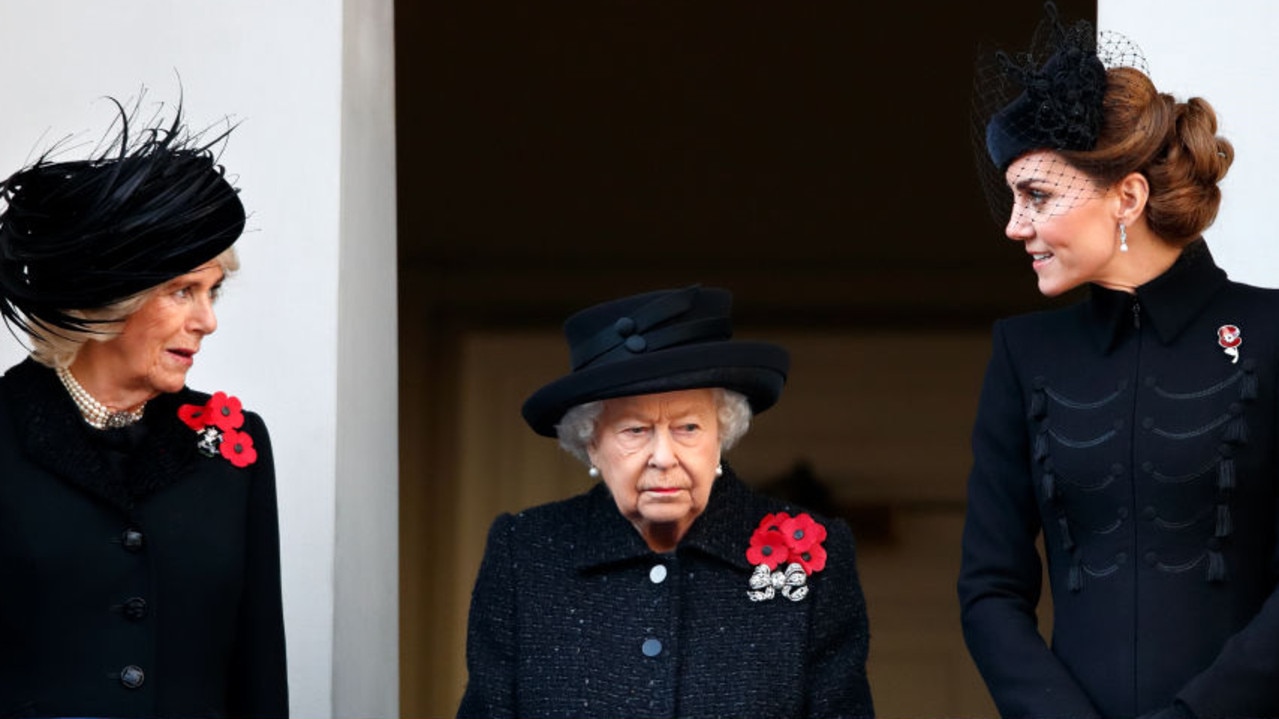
[746,512,828,602]
[178,391,258,468]
[1218,324,1242,364]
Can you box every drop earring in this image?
[588,466,600,478]
[1119,222,1129,253]
[715,464,723,477]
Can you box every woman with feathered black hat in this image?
[0,99,287,717]
[959,4,1279,718]
[457,286,872,718]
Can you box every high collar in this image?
[573,464,758,573]
[1087,239,1228,354]
[1,357,201,511]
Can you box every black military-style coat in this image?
[457,467,873,719]
[0,358,288,719]
[959,241,1279,719]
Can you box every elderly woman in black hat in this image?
[457,286,873,718]
[0,101,287,717]
[959,4,1279,718]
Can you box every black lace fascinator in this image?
[972,1,1147,224]
[0,94,244,339]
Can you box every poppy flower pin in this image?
[1218,324,1242,364]
[745,512,828,602]
[178,391,257,468]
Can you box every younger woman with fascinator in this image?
[458,286,872,718]
[960,3,1279,718]
[0,98,287,717]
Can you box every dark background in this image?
[399,1,1092,329]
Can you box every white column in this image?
[333,0,400,715]
[1099,0,1279,286]
[0,1,399,716]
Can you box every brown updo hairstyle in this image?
[1061,66,1234,246]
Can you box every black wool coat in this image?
[0,358,288,719]
[959,242,1279,719]
[457,467,873,719]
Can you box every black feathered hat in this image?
[0,97,245,338]
[522,286,790,437]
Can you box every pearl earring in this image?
[1119,222,1129,253]
[715,464,723,477]
[588,466,600,478]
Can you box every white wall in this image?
[1100,0,1279,286]
[0,1,398,716]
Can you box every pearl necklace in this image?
[55,366,146,430]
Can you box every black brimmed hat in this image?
[522,285,790,437]
[0,97,245,338]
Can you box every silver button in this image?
[120,664,145,689]
[649,564,667,584]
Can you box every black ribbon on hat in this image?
[570,286,732,371]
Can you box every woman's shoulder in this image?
[489,484,606,538]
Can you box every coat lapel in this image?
[2,358,201,511]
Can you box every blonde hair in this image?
[28,246,240,368]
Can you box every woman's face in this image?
[74,259,224,403]
[1004,150,1123,296]
[588,388,721,552]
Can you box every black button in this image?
[121,529,144,552]
[1116,507,1129,519]
[624,335,647,352]
[1141,461,1154,473]
[1115,552,1128,565]
[1144,551,1158,567]
[1142,506,1157,521]
[613,317,636,336]
[1110,463,1124,475]
[1142,417,1155,430]
[122,597,148,622]
[120,665,145,689]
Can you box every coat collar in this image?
[1087,239,1228,353]
[1,357,202,511]
[573,464,758,573]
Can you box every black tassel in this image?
[1215,504,1233,538]
[1218,458,1235,492]
[1207,550,1227,583]
[1241,371,1258,400]
[1029,390,1046,419]
[1068,562,1082,592]
[1224,417,1249,445]
[1041,472,1056,500]
[1057,514,1074,551]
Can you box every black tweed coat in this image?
[959,242,1279,719]
[457,466,873,719]
[0,358,288,718]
